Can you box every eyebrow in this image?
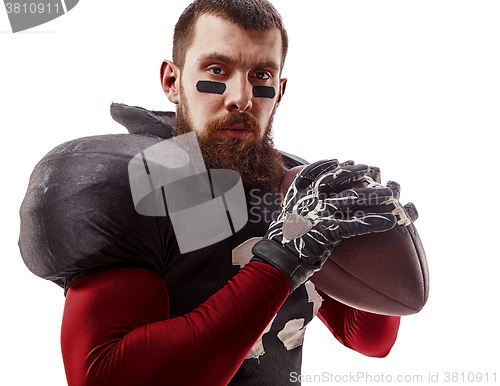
[196,52,280,72]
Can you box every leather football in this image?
[280,166,429,316]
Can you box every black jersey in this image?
[19,104,322,384]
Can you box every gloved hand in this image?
[252,159,397,292]
[385,180,419,223]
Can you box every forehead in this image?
[185,14,282,71]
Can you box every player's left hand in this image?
[252,160,397,292]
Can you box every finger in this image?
[328,186,395,210]
[364,166,382,183]
[386,180,401,200]
[337,187,393,207]
[316,164,380,194]
[338,160,355,167]
[295,159,339,190]
[404,202,419,222]
[334,212,397,239]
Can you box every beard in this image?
[175,97,286,195]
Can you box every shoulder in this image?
[19,134,174,292]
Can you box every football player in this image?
[20,1,401,384]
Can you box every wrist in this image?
[251,239,315,292]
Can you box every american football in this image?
[280,165,429,316]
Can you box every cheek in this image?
[253,98,277,125]
[189,93,226,131]
[195,93,225,118]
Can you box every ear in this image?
[276,78,287,106]
[160,60,181,104]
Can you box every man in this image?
[19,1,401,385]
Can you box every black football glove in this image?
[252,160,397,292]
[385,180,419,223]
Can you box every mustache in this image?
[203,112,261,138]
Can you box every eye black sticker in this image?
[196,81,276,99]
[253,86,276,99]
[196,81,226,95]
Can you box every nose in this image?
[224,75,253,112]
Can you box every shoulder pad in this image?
[110,103,175,139]
[19,134,174,293]
[280,151,309,169]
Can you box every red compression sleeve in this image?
[61,262,289,386]
[317,289,401,358]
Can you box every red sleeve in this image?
[316,289,401,358]
[61,262,289,386]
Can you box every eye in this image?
[254,71,271,80]
[208,66,226,75]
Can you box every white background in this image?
[1,1,499,384]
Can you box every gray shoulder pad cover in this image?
[19,134,175,292]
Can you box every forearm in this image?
[317,290,400,358]
[61,261,289,386]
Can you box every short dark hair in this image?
[173,0,288,71]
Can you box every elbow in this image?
[364,339,396,358]
[348,313,401,358]
[354,335,397,358]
